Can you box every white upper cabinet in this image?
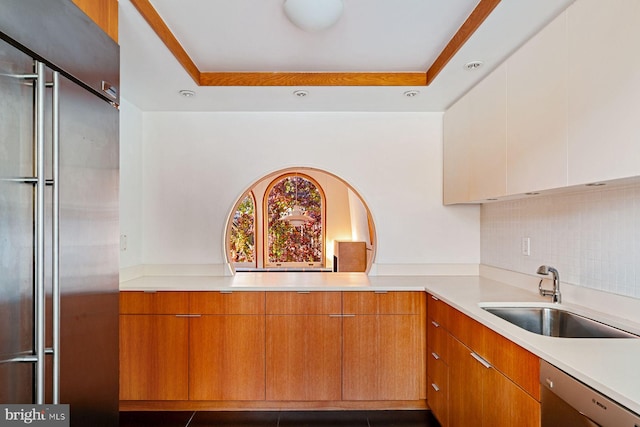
[506,14,568,195]
[443,0,640,204]
[567,0,640,185]
[443,64,507,204]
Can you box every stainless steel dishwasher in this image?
[541,360,640,427]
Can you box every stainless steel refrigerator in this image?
[0,1,120,425]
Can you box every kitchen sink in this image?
[481,306,638,338]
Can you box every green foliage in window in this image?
[229,194,255,263]
[267,176,322,263]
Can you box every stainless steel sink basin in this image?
[482,306,638,338]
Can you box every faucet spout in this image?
[537,265,561,303]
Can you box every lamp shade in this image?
[283,0,344,32]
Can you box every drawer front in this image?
[343,291,423,314]
[427,369,448,427]
[120,291,189,314]
[189,291,265,315]
[427,294,449,328]
[428,318,448,361]
[265,291,341,315]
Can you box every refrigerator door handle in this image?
[34,60,46,405]
[51,70,61,405]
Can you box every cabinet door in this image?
[483,368,540,427]
[567,0,640,185]
[506,13,568,194]
[343,291,426,401]
[265,315,342,401]
[119,314,189,401]
[343,314,423,400]
[448,336,483,427]
[444,63,507,203]
[189,315,265,401]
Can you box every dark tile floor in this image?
[119,410,441,427]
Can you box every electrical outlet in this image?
[120,234,127,252]
[521,237,530,256]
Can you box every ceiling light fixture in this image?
[403,90,420,98]
[282,175,315,228]
[178,89,195,97]
[283,0,344,32]
[293,90,309,97]
[464,61,484,71]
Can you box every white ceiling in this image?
[119,0,575,112]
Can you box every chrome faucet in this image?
[537,265,561,303]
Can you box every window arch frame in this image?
[262,172,326,269]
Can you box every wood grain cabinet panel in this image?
[443,302,541,427]
[119,314,189,401]
[189,291,265,315]
[448,336,483,427]
[343,291,426,401]
[265,314,342,401]
[71,0,118,42]
[265,291,341,315]
[343,314,423,400]
[343,291,422,314]
[120,291,189,315]
[189,314,265,401]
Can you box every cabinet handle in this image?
[175,314,201,318]
[431,352,440,360]
[470,352,492,369]
[431,320,440,328]
[431,383,440,392]
[329,314,355,318]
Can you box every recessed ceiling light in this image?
[293,90,309,97]
[586,182,606,187]
[464,61,484,71]
[403,90,420,98]
[178,90,195,98]
[525,192,540,196]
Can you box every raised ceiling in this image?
[119,0,576,112]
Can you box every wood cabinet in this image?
[120,290,426,409]
[427,295,450,426]
[71,0,118,42]
[119,292,189,401]
[188,292,265,401]
[342,292,426,401]
[265,292,342,401]
[427,294,540,427]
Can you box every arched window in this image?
[265,174,324,267]
[228,192,256,265]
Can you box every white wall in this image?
[119,98,143,268]
[482,183,640,299]
[127,111,479,272]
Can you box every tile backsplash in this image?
[481,183,640,299]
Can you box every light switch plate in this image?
[521,237,530,256]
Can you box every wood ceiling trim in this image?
[132,0,501,87]
[200,72,427,87]
[426,0,502,85]
[129,0,200,84]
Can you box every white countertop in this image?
[120,272,640,415]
